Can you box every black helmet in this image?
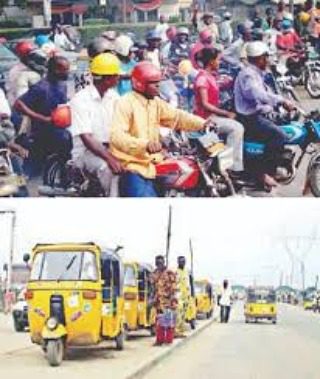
[87,37,114,59]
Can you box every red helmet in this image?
[131,61,162,93]
[15,41,36,58]
[51,105,72,128]
[199,29,213,42]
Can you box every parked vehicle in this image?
[25,243,125,366]
[195,279,214,319]
[12,289,29,332]
[123,262,156,335]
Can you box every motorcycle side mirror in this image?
[23,254,30,264]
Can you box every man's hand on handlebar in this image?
[204,116,218,132]
[147,141,163,154]
[282,99,295,112]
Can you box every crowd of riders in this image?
[1,0,320,197]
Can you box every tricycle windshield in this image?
[30,250,98,281]
[124,265,137,287]
[247,290,276,303]
[195,282,206,295]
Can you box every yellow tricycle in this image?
[25,242,125,366]
[195,279,214,319]
[123,262,156,335]
[244,287,277,324]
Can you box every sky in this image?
[0,198,319,289]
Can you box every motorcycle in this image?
[279,45,320,98]
[38,154,104,197]
[0,149,27,197]
[269,56,300,102]
[156,129,237,197]
[243,107,320,196]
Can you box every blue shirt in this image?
[117,60,136,96]
[234,64,283,115]
[19,77,68,132]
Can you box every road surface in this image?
[146,302,320,379]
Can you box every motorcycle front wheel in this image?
[305,70,320,99]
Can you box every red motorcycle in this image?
[155,130,236,197]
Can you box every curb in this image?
[124,318,215,379]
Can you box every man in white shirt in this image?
[220,279,233,323]
[69,53,122,197]
[0,88,11,119]
[155,15,169,43]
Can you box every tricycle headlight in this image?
[46,317,58,331]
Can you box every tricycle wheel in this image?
[150,324,156,336]
[245,318,249,324]
[47,339,64,367]
[115,331,124,350]
[272,318,277,324]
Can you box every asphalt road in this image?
[146,302,320,379]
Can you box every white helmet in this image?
[114,35,134,57]
[224,11,232,19]
[246,41,269,58]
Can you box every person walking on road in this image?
[150,255,178,346]
[220,279,232,323]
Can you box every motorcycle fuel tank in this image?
[156,158,200,190]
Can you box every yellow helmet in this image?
[178,59,193,76]
[299,11,311,25]
[90,52,120,76]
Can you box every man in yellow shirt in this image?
[110,61,213,197]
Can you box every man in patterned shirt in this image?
[151,255,178,345]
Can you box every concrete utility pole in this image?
[43,0,52,27]
[289,0,294,15]
[0,210,16,293]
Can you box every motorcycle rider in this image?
[69,53,122,197]
[276,19,303,53]
[222,22,252,68]
[169,27,191,66]
[200,12,220,43]
[114,35,136,96]
[14,56,72,176]
[190,29,214,69]
[161,26,177,63]
[219,12,234,47]
[194,47,244,177]
[110,61,215,197]
[234,41,295,188]
[145,30,162,69]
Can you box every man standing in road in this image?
[176,256,191,337]
[220,279,232,323]
[151,255,178,345]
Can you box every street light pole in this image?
[0,210,16,293]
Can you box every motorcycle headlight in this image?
[46,317,58,331]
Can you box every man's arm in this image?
[158,98,205,131]
[241,73,283,108]
[80,134,122,173]
[14,99,51,124]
